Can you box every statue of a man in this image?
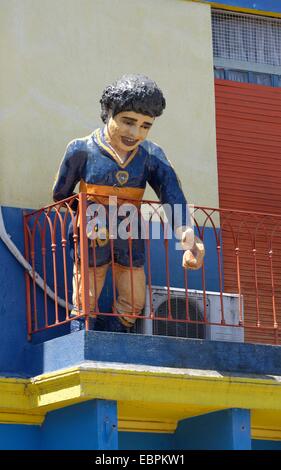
[53,74,204,332]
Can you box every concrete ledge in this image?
[24,330,281,377]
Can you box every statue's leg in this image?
[114,263,146,328]
[70,263,109,331]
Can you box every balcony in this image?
[23,193,281,345]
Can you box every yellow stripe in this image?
[1,364,281,440]
[0,377,44,425]
[252,427,281,441]
[94,128,118,160]
[118,418,177,433]
[190,0,281,18]
[79,180,145,202]
[0,412,44,425]
[94,129,139,169]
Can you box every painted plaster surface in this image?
[0,0,218,209]
[26,330,281,377]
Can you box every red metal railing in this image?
[23,193,281,344]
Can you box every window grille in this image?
[212,9,281,67]
[212,10,281,86]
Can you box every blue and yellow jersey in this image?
[53,128,190,229]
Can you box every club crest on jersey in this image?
[115,171,129,186]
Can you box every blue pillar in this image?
[41,400,118,450]
[175,408,251,450]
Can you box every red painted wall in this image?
[215,80,281,344]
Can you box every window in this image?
[212,9,281,86]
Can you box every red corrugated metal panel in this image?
[215,79,281,344]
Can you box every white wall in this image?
[0,0,218,209]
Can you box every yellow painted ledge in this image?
[190,0,281,18]
[0,377,44,425]
[0,411,45,425]
[1,362,281,440]
[252,427,281,441]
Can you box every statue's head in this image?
[100,74,166,123]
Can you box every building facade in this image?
[1,0,281,450]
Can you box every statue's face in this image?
[106,111,154,156]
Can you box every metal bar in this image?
[23,214,32,341]
[78,193,90,330]
[184,268,190,322]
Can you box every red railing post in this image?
[23,213,32,341]
[78,193,90,331]
[252,247,260,328]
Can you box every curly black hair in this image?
[100,74,166,123]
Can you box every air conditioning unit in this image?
[137,285,244,343]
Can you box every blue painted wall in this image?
[201,1,281,14]
[148,224,221,292]
[0,207,30,375]
[25,330,281,377]
[0,401,118,450]
[120,432,281,451]
[40,400,118,450]
[0,406,280,450]
[0,424,39,450]
[175,408,251,450]
[119,432,175,450]
[252,440,281,450]
[0,206,71,375]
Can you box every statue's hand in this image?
[182,235,205,270]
